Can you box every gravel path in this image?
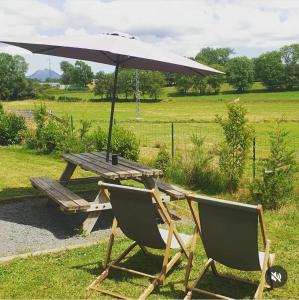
[0,197,113,258]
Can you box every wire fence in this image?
[118,121,299,180]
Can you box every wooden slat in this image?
[30,177,90,211]
[86,153,142,177]
[63,153,118,179]
[31,177,77,210]
[42,177,90,208]
[156,180,186,199]
[95,152,162,176]
[94,152,154,176]
[80,153,141,178]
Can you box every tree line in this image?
[0,43,298,100]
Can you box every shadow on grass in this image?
[160,270,258,299]
[75,246,259,299]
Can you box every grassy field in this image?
[2,85,298,197]
[0,202,298,299]
[0,86,298,298]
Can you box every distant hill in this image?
[28,69,61,81]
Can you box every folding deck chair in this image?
[184,194,275,300]
[88,182,193,299]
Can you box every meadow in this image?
[2,84,299,197]
[0,85,299,298]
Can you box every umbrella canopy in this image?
[0,32,224,161]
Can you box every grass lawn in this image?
[1,87,298,197]
[0,86,298,298]
[0,201,298,299]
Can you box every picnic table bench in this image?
[31,151,187,234]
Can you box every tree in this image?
[195,47,234,66]
[94,72,107,99]
[250,124,296,209]
[175,74,194,94]
[145,71,165,99]
[216,102,252,192]
[60,60,94,89]
[280,44,299,89]
[72,61,94,88]
[118,69,134,99]
[60,61,74,85]
[254,51,285,90]
[206,64,225,94]
[0,53,28,100]
[225,57,255,92]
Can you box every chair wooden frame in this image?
[184,196,275,300]
[87,183,191,300]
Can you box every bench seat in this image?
[30,176,91,212]
[156,180,187,200]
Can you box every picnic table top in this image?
[63,151,163,180]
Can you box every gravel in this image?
[0,197,113,258]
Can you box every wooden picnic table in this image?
[31,151,186,234]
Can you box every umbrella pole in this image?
[106,62,120,162]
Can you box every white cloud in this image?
[1,0,299,73]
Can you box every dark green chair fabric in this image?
[192,196,261,271]
[108,185,170,249]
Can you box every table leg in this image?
[59,162,77,183]
[81,179,120,235]
[143,176,174,223]
[143,176,158,190]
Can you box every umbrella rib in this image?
[119,56,136,65]
[100,51,117,64]
[186,67,206,77]
[33,46,61,54]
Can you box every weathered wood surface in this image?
[30,176,90,212]
[135,178,187,200]
[156,180,187,200]
[63,152,163,180]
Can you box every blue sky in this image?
[1,0,298,75]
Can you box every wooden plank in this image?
[42,177,90,209]
[31,177,80,210]
[94,151,154,175]
[134,178,186,200]
[80,153,141,178]
[59,162,76,182]
[63,153,118,179]
[95,152,162,176]
[156,180,186,199]
[31,177,77,211]
[74,153,130,179]
[85,153,142,177]
[31,177,90,211]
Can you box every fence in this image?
[117,121,299,180]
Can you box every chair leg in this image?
[254,240,271,299]
[184,228,199,291]
[104,217,118,268]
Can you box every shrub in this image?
[165,135,225,194]
[216,102,252,192]
[154,146,171,173]
[250,125,297,209]
[0,110,26,145]
[91,125,139,161]
[36,120,65,153]
[57,96,82,102]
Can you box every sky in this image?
[0,0,299,75]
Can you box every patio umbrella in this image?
[0,32,223,161]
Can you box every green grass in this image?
[1,87,299,198]
[0,202,298,299]
[0,87,298,298]
[4,86,299,124]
